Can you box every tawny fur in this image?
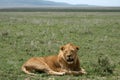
[22,43,86,76]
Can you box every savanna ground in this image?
[0,12,120,80]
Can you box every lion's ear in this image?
[76,46,79,50]
[60,46,65,51]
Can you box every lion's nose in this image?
[67,54,71,57]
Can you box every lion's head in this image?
[59,43,79,64]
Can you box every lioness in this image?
[22,43,86,76]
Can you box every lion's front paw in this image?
[80,68,87,74]
[59,72,66,76]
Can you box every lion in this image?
[21,43,86,76]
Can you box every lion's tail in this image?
[21,65,35,75]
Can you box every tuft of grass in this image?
[94,54,116,76]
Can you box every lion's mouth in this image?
[66,58,74,62]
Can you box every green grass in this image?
[0,12,120,80]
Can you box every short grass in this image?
[0,12,120,80]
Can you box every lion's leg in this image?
[47,70,65,76]
[28,63,65,76]
[59,68,86,75]
[22,58,65,76]
[22,58,51,75]
[68,68,87,75]
[79,68,87,74]
[55,66,86,75]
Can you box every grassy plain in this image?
[0,12,120,80]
